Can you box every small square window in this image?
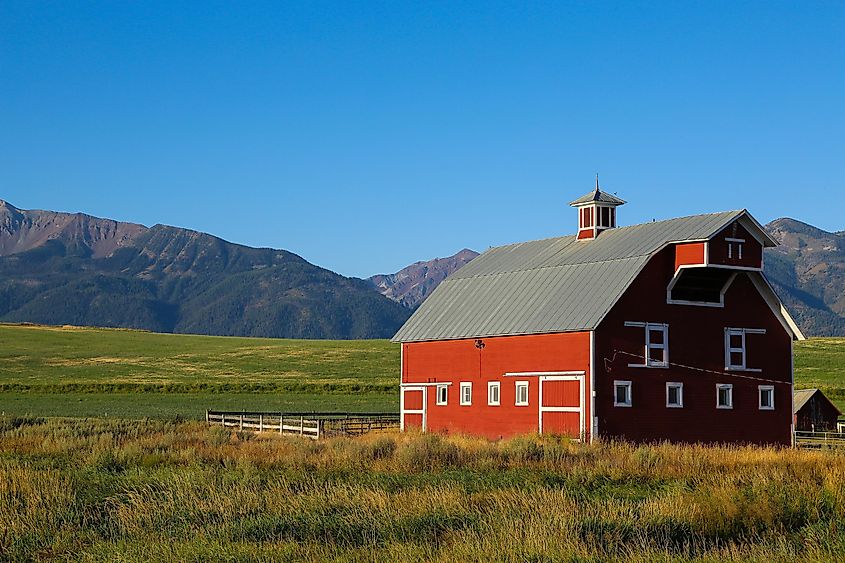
[759,385,774,410]
[614,380,632,407]
[460,382,472,406]
[717,384,733,409]
[488,381,500,406]
[515,381,529,406]
[435,384,448,406]
[666,382,683,408]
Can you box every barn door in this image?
[539,375,584,440]
[400,386,427,432]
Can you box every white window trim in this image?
[725,327,765,372]
[666,382,683,408]
[435,384,448,406]
[515,381,529,406]
[459,382,472,406]
[624,322,668,368]
[758,385,775,410]
[716,383,733,409]
[614,380,632,407]
[487,381,500,406]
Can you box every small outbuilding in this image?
[793,388,842,432]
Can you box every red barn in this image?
[393,182,805,445]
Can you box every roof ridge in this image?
[451,254,649,281]
[481,209,744,251]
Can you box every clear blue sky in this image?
[1,2,843,277]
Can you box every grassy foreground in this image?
[1,417,844,561]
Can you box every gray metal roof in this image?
[793,389,818,413]
[793,388,842,415]
[393,210,754,342]
[569,188,627,206]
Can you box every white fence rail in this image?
[794,430,845,449]
[206,411,399,439]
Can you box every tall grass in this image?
[1,418,844,561]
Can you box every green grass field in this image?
[0,324,399,418]
[0,323,843,419]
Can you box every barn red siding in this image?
[674,242,706,270]
[402,332,591,439]
[595,246,792,445]
[708,222,763,269]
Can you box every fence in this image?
[794,430,845,449]
[206,411,399,439]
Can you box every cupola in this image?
[569,176,626,240]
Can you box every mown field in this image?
[0,324,843,419]
[1,417,844,561]
[0,324,398,418]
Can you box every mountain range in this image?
[367,249,479,309]
[0,200,409,339]
[0,199,843,338]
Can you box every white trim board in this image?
[504,370,586,377]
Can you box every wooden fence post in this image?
[300,416,304,436]
[280,413,284,434]
[205,410,209,424]
[259,414,264,432]
[239,414,243,431]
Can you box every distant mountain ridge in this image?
[764,218,845,337]
[0,200,410,339]
[2,198,843,338]
[367,249,479,309]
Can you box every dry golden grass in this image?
[0,417,844,561]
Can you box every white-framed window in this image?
[716,384,733,409]
[666,382,683,408]
[614,380,632,407]
[488,381,500,406]
[460,382,472,406]
[624,322,669,367]
[759,385,775,410]
[435,384,448,406]
[725,328,765,371]
[515,381,529,406]
[726,237,744,260]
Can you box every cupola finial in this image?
[595,173,600,192]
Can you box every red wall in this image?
[674,242,706,270]
[708,222,763,269]
[403,332,591,439]
[595,246,792,445]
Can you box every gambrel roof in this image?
[393,209,801,343]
